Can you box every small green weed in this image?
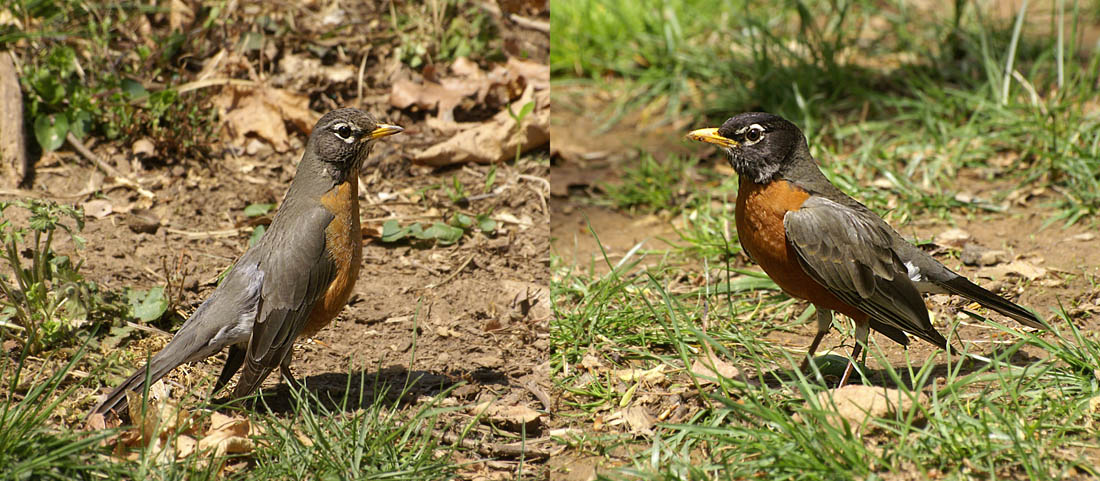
[601,154,703,214]
[0,200,124,353]
[380,211,496,246]
[5,0,217,158]
[390,0,499,68]
[244,202,276,247]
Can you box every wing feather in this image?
[234,202,337,397]
[784,196,948,349]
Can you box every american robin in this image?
[688,112,1046,386]
[90,108,403,416]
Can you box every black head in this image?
[307,108,403,183]
[687,112,807,184]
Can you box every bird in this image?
[89,108,403,416]
[687,112,1046,386]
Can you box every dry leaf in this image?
[85,412,107,431]
[82,199,113,219]
[1069,233,1097,242]
[580,353,604,371]
[132,137,155,157]
[934,228,971,248]
[198,413,254,457]
[978,261,1048,281]
[620,406,656,435]
[390,56,533,127]
[211,86,319,152]
[797,385,928,434]
[689,355,742,384]
[275,53,356,91]
[412,85,549,166]
[612,365,666,384]
[175,434,197,459]
[488,404,542,433]
[168,0,195,31]
[126,381,176,447]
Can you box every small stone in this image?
[934,228,972,248]
[961,243,1007,266]
[132,138,155,158]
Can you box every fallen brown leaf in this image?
[412,85,549,166]
[978,260,1048,281]
[211,86,319,152]
[620,406,656,436]
[797,385,928,434]
[689,355,742,384]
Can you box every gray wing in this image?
[233,202,336,397]
[784,196,948,349]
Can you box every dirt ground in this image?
[1,2,551,478]
[15,128,551,476]
[548,91,1100,478]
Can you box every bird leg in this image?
[838,321,870,387]
[280,354,303,393]
[801,309,833,370]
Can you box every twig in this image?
[66,133,155,199]
[523,380,553,412]
[175,78,260,95]
[425,254,475,289]
[507,14,549,33]
[517,174,549,191]
[125,321,172,337]
[163,227,248,238]
[477,2,549,34]
[356,52,368,106]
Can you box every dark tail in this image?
[941,277,1047,330]
[87,362,170,418]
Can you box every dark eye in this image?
[335,125,353,139]
[746,126,763,143]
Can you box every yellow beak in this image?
[687,127,739,149]
[368,123,404,140]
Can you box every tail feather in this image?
[941,277,1047,330]
[88,360,175,418]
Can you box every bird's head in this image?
[687,112,806,184]
[307,108,403,183]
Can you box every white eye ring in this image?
[743,124,765,145]
[331,122,356,144]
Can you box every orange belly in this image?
[302,177,362,338]
[735,177,867,321]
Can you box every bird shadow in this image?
[212,364,510,416]
[749,345,1044,391]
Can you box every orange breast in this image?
[735,177,867,321]
[302,177,362,338]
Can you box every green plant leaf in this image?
[484,165,497,193]
[249,225,266,247]
[69,110,91,140]
[477,214,497,233]
[130,287,169,322]
[451,213,473,229]
[34,113,69,152]
[31,74,65,105]
[243,203,276,217]
[418,222,464,245]
[121,78,147,100]
[381,219,405,242]
[517,101,535,121]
